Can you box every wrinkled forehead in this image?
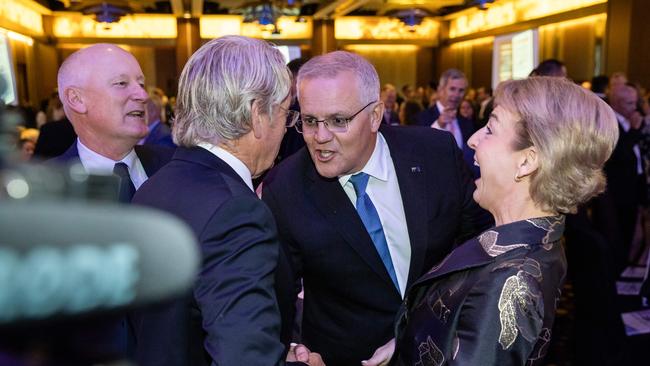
[87,51,143,82]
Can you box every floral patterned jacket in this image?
[391,216,567,366]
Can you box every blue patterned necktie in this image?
[349,172,399,291]
[113,162,136,203]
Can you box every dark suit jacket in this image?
[414,105,478,177]
[34,118,77,159]
[592,123,646,273]
[129,147,287,366]
[392,216,567,366]
[382,109,400,126]
[50,142,173,179]
[262,126,491,366]
[142,120,176,148]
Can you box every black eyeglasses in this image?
[296,101,377,134]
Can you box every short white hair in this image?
[173,35,291,147]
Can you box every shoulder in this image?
[381,125,459,157]
[263,147,311,190]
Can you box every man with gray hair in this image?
[262,51,489,365]
[415,68,478,176]
[130,36,322,366]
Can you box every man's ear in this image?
[370,101,384,132]
[62,87,87,114]
[516,146,540,179]
[250,100,265,139]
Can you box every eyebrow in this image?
[489,113,499,123]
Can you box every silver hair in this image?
[438,68,467,91]
[296,51,379,105]
[173,35,292,146]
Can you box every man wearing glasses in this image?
[262,51,490,366]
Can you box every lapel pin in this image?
[411,166,422,173]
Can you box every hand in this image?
[433,107,456,129]
[361,338,395,366]
[286,343,326,366]
[630,111,644,130]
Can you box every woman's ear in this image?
[62,87,86,114]
[516,146,540,179]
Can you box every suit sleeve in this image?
[195,194,285,366]
[450,268,544,365]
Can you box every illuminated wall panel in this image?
[200,16,312,39]
[335,17,439,43]
[52,13,177,39]
[449,0,606,38]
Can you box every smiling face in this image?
[467,105,529,212]
[299,71,381,178]
[76,46,149,150]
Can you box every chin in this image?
[314,165,338,179]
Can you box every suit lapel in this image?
[51,142,80,164]
[381,128,429,288]
[306,163,397,289]
[134,145,159,177]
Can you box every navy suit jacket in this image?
[415,105,479,177]
[34,118,77,159]
[262,126,491,366]
[142,121,176,148]
[51,142,173,178]
[129,147,288,366]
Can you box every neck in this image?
[78,135,135,161]
[490,190,555,227]
[217,136,258,178]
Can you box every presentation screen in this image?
[492,29,538,90]
[276,45,301,64]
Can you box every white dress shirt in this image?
[76,139,148,188]
[615,112,643,175]
[432,101,463,149]
[339,133,411,297]
[198,142,254,192]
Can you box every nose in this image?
[132,83,148,102]
[467,128,481,150]
[314,122,333,143]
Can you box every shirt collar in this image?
[339,132,389,186]
[614,111,631,132]
[77,138,137,175]
[436,100,446,114]
[197,141,254,192]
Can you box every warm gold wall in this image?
[436,38,493,89]
[539,14,606,81]
[437,14,606,88]
[343,45,419,91]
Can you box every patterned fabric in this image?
[392,216,567,366]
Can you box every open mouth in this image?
[126,111,145,118]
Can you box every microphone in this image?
[0,200,200,326]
